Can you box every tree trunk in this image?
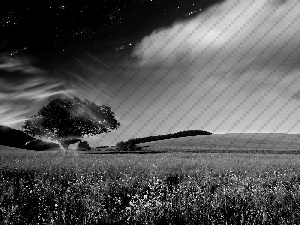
[58,142,69,154]
[64,147,68,154]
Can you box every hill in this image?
[137,133,300,153]
[0,125,59,151]
[127,130,212,144]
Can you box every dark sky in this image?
[1,0,300,147]
[0,0,223,55]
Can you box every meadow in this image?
[1,134,300,224]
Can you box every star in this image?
[59,5,66,10]
[0,0,222,54]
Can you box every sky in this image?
[1,0,300,147]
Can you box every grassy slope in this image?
[137,133,300,152]
[0,145,65,154]
[0,145,37,153]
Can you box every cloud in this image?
[132,0,300,73]
[0,54,75,127]
[109,0,300,141]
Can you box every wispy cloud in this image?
[0,54,75,127]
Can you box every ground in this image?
[1,134,300,224]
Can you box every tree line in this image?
[116,130,212,151]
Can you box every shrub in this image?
[116,139,138,151]
[77,141,91,151]
[96,146,109,148]
[116,141,126,151]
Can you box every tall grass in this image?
[1,151,300,224]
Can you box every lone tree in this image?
[22,97,120,154]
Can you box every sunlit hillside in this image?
[138,133,300,152]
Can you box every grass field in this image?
[1,134,300,224]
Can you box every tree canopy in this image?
[22,97,120,152]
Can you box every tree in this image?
[77,141,91,151]
[22,97,120,154]
[116,139,139,151]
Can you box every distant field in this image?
[137,133,300,153]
